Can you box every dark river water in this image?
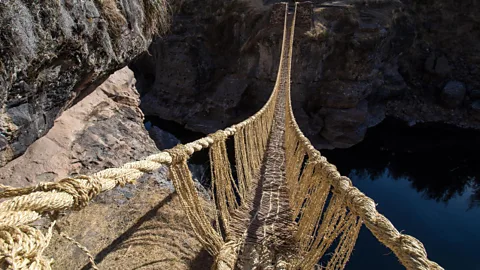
[322,118,480,270]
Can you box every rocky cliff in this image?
[0,0,169,165]
[0,67,159,187]
[0,67,212,269]
[132,0,480,149]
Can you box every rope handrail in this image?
[282,3,443,270]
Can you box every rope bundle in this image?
[0,224,54,270]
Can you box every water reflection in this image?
[322,118,480,209]
[321,118,480,269]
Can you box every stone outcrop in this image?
[0,67,160,187]
[131,0,480,149]
[0,0,169,165]
[0,67,212,269]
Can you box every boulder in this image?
[441,81,466,108]
[148,126,181,150]
[320,100,369,148]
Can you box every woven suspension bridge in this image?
[0,3,442,270]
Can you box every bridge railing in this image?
[283,3,442,270]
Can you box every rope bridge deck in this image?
[0,3,442,270]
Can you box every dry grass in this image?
[142,0,171,36]
[96,0,171,38]
[97,0,128,37]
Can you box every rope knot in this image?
[165,144,190,164]
[55,175,102,209]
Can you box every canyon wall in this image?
[132,0,480,149]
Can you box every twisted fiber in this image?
[213,240,242,270]
[0,224,54,270]
[325,216,362,270]
[47,176,102,209]
[0,108,268,217]
[326,169,443,270]
[209,134,237,235]
[285,142,305,203]
[0,18,279,266]
[295,169,330,251]
[235,7,300,268]
[164,144,190,164]
[278,6,353,267]
[0,147,193,269]
[234,127,251,199]
[0,152,176,228]
[209,106,277,267]
[213,5,291,268]
[0,154,172,201]
[59,232,99,270]
[0,137,215,207]
[0,211,41,227]
[0,192,74,213]
[283,15,441,269]
[165,146,224,257]
[245,124,262,172]
[282,4,441,268]
[291,158,323,218]
[288,105,443,269]
[296,194,349,269]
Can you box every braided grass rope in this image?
[0,2,443,270]
[283,4,443,269]
[0,223,55,269]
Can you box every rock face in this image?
[0,67,212,269]
[0,67,159,187]
[441,81,466,108]
[131,0,480,149]
[148,125,181,150]
[0,0,169,165]
[130,0,278,136]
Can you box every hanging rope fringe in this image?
[0,3,442,270]
[166,145,224,256]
